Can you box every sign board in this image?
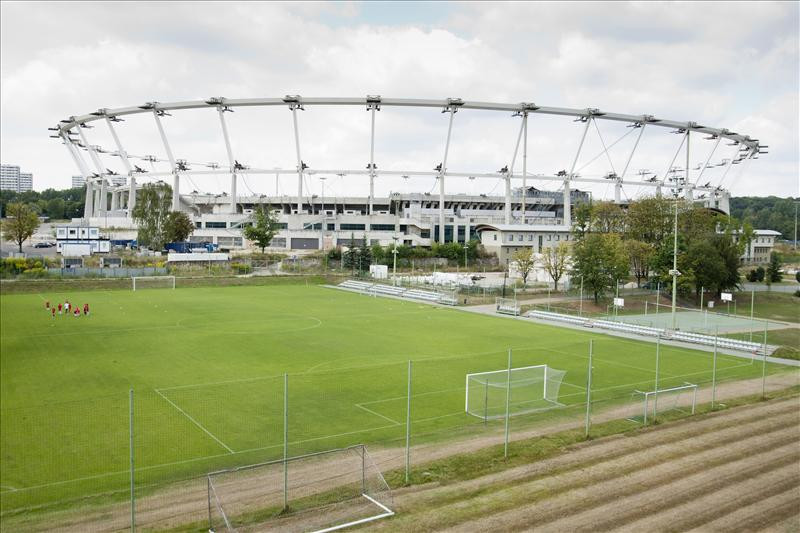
[613,297,625,308]
[721,292,733,302]
[708,301,715,308]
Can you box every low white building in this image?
[730,229,780,264]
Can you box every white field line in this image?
[354,403,403,426]
[153,389,234,454]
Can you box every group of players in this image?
[45,300,90,318]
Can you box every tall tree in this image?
[767,252,783,284]
[626,239,653,288]
[242,206,280,253]
[165,211,195,243]
[591,201,626,234]
[2,202,40,252]
[624,196,672,245]
[512,247,536,285]
[131,182,172,250]
[539,241,571,290]
[571,201,593,241]
[572,233,629,302]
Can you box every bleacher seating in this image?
[339,280,373,291]
[369,284,406,297]
[524,309,766,354]
[526,310,590,327]
[337,280,456,306]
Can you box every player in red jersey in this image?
[45,301,50,309]
[58,303,63,315]
[83,303,89,316]
[73,307,80,317]
[51,307,56,318]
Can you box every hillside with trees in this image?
[729,196,798,240]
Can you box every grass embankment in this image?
[725,327,800,360]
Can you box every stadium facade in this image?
[74,181,734,252]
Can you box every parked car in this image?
[33,242,50,248]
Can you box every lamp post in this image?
[668,170,684,331]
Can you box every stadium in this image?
[54,97,752,250]
[1,95,797,533]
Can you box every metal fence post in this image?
[584,340,593,438]
[653,335,661,423]
[712,326,718,410]
[129,389,135,532]
[749,290,755,343]
[761,321,768,399]
[504,348,512,459]
[207,477,212,530]
[283,373,288,510]
[361,444,366,493]
[483,378,489,427]
[404,360,412,484]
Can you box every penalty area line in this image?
[354,403,403,425]
[153,389,234,454]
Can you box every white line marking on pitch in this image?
[153,389,234,454]
[355,403,402,425]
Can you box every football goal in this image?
[207,444,393,532]
[627,382,697,425]
[495,297,520,316]
[466,364,566,421]
[132,275,175,291]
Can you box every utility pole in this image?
[669,169,684,331]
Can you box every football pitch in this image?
[0,282,789,514]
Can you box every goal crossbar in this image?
[465,364,565,420]
[132,275,175,291]
[628,382,697,425]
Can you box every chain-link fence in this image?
[1,338,797,531]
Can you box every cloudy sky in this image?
[1,1,797,201]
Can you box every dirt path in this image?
[367,396,800,532]
[7,374,799,532]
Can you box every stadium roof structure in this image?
[52,96,766,240]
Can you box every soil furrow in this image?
[390,400,799,513]
[561,454,800,532]
[683,480,800,533]
[439,435,799,533]
[380,411,799,531]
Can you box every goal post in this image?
[132,275,176,291]
[627,382,697,425]
[207,444,393,532]
[465,364,566,420]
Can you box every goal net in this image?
[132,276,175,291]
[207,444,393,532]
[627,382,697,425]
[466,365,566,421]
[495,297,520,316]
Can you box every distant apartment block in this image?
[72,175,86,188]
[1,164,33,192]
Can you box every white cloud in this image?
[0,1,796,200]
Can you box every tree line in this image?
[0,187,86,220]
[730,196,798,241]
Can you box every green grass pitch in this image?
[0,282,785,513]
